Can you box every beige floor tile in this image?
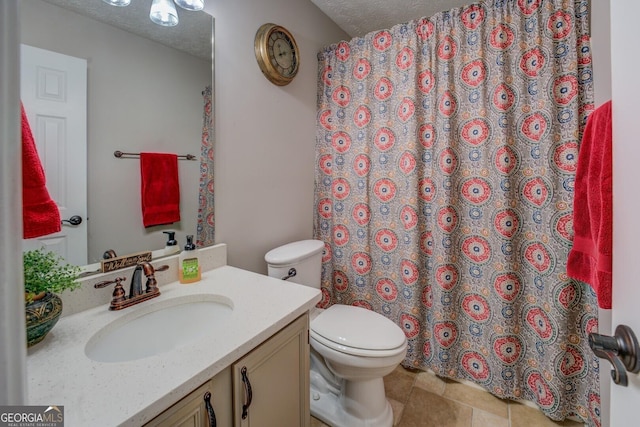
[398,387,473,427]
[442,380,509,418]
[413,370,447,395]
[310,366,584,427]
[510,402,585,427]
[472,408,509,427]
[384,365,418,403]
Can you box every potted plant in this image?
[24,248,81,347]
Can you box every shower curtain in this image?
[313,0,600,424]
[197,85,215,247]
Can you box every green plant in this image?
[23,249,81,303]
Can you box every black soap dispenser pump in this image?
[179,235,201,284]
[163,231,180,255]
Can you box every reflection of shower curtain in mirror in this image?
[197,85,214,247]
[314,1,600,424]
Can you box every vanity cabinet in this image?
[232,314,310,427]
[145,313,309,427]
[144,368,232,427]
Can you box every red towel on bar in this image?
[567,100,612,309]
[140,152,180,227]
[21,103,61,239]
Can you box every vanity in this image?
[26,244,321,426]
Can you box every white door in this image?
[609,1,640,425]
[20,44,87,266]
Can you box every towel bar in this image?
[114,150,197,160]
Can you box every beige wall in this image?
[20,1,211,263]
[205,1,348,273]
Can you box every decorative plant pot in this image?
[25,292,63,347]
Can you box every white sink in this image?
[85,295,233,363]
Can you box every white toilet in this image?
[265,240,407,427]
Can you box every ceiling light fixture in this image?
[150,0,179,27]
[174,0,204,11]
[101,0,131,6]
[101,0,205,27]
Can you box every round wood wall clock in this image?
[254,23,300,86]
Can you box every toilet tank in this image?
[265,240,325,289]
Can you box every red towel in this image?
[567,101,612,309]
[140,152,180,227]
[21,103,61,239]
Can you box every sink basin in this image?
[85,295,233,363]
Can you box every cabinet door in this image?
[232,314,310,427]
[145,368,232,427]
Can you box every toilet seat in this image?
[310,305,407,357]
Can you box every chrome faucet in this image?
[94,262,169,310]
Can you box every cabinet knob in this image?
[241,366,253,419]
[203,391,217,427]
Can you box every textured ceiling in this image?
[311,0,471,38]
[40,0,213,60]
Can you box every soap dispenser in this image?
[179,235,201,284]
[163,231,180,255]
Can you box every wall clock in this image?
[254,23,300,86]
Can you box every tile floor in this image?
[310,366,585,427]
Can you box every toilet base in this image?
[310,377,394,427]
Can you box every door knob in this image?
[589,324,640,386]
[61,215,82,226]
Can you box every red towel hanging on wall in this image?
[567,101,612,309]
[21,103,61,239]
[140,152,181,227]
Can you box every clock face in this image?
[255,24,300,86]
[269,31,297,77]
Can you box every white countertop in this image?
[26,265,321,426]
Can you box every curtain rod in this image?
[113,150,197,161]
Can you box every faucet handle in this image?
[95,277,127,305]
[138,263,169,293]
[138,262,169,276]
[94,277,126,288]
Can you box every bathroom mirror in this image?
[20,0,214,272]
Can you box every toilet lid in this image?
[311,305,406,352]
[264,240,324,266]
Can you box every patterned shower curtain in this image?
[197,85,215,247]
[314,0,600,424]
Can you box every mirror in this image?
[20,0,214,272]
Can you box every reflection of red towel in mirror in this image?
[567,101,612,309]
[140,152,180,228]
[21,103,61,239]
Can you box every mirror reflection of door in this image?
[20,44,88,266]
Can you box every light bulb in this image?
[102,0,131,6]
[174,0,204,11]
[150,0,179,27]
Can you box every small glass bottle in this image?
[179,235,201,284]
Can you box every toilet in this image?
[265,240,407,427]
